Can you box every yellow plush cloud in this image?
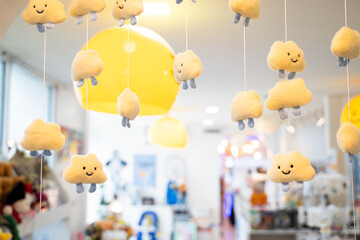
[267,151,316,184]
[174,50,203,90]
[337,123,360,162]
[331,27,360,60]
[21,119,65,154]
[229,0,260,26]
[22,0,67,32]
[72,50,104,87]
[117,88,140,128]
[69,0,107,24]
[112,0,144,26]
[265,78,312,119]
[268,41,306,79]
[231,90,263,130]
[63,154,107,193]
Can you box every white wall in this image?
[54,84,87,233]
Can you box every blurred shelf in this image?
[250,229,299,235]
[18,203,70,238]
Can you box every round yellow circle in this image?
[74,26,179,116]
[341,94,360,130]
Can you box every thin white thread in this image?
[243,26,247,91]
[86,15,89,50]
[344,0,348,27]
[351,163,357,239]
[128,27,130,89]
[347,65,351,123]
[185,0,188,51]
[85,81,88,153]
[42,32,47,121]
[284,0,288,42]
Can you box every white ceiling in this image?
[1,0,360,125]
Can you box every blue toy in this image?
[137,211,158,240]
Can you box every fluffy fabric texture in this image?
[337,123,360,155]
[0,177,25,201]
[22,0,67,25]
[267,151,315,183]
[112,0,144,21]
[69,0,107,17]
[265,78,312,110]
[174,50,203,83]
[228,0,260,19]
[117,88,141,120]
[231,90,263,121]
[267,41,306,72]
[21,119,65,151]
[331,26,360,60]
[72,50,104,82]
[63,154,107,184]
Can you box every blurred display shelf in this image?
[18,203,70,237]
[250,229,299,235]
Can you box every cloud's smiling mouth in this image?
[36,10,44,14]
[282,170,291,175]
[119,5,124,9]
[291,58,298,63]
[177,69,182,73]
[86,172,94,176]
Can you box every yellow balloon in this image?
[148,116,188,148]
[341,94,360,130]
[73,26,179,115]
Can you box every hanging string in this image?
[85,15,89,153]
[185,0,188,51]
[243,26,247,91]
[128,27,130,89]
[344,0,348,27]
[284,0,288,42]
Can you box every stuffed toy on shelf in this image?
[231,90,263,130]
[72,49,104,87]
[22,0,68,33]
[267,41,306,80]
[267,151,316,192]
[63,154,107,194]
[331,26,360,67]
[117,88,140,128]
[228,0,260,26]
[112,0,144,27]
[174,50,203,90]
[69,0,107,24]
[265,78,312,120]
[337,122,360,162]
[20,119,65,157]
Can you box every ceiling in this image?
[1,0,360,126]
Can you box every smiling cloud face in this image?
[267,41,306,73]
[331,27,360,60]
[229,0,260,19]
[72,50,104,82]
[265,78,312,111]
[69,0,107,17]
[117,88,140,120]
[22,0,68,25]
[231,90,263,121]
[112,0,144,20]
[174,50,203,83]
[63,154,107,184]
[21,119,65,151]
[267,151,315,183]
[337,122,360,155]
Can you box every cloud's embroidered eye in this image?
[287,52,290,56]
[94,167,97,170]
[278,166,280,169]
[290,164,294,168]
[83,166,86,170]
[33,5,36,8]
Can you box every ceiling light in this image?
[242,144,254,154]
[252,140,260,148]
[286,125,296,134]
[253,151,262,160]
[205,106,219,114]
[217,144,226,154]
[316,117,325,127]
[202,119,214,126]
[231,146,239,157]
[143,3,170,15]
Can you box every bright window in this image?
[6,63,55,146]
